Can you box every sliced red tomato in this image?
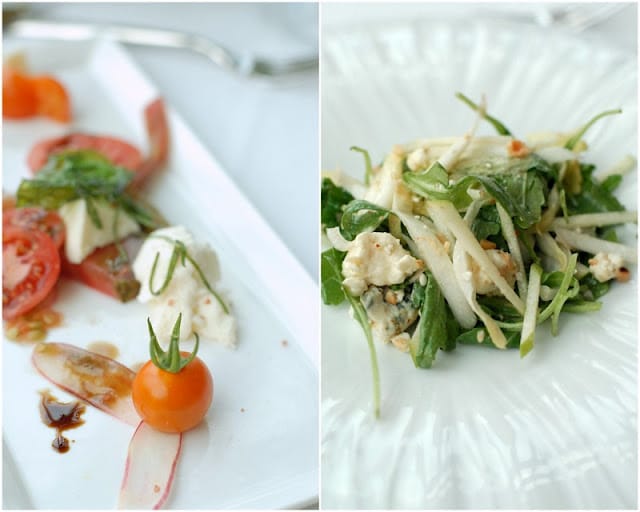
[3,67,38,119]
[26,98,168,184]
[32,75,72,123]
[3,227,61,320]
[3,207,66,250]
[27,133,143,173]
[61,237,143,302]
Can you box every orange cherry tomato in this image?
[3,66,71,122]
[132,351,213,433]
[3,67,38,119]
[32,75,72,123]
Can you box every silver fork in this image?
[4,18,318,77]
[546,3,628,32]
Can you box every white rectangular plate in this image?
[3,39,318,509]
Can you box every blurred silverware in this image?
[544,3,628,32]
[4,18,318,77]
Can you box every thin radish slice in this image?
[32,342,139,427]
[118,422,182,510]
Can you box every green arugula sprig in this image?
[322,248,380,418]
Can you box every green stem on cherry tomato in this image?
[148,313,199,373]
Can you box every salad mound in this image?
[321,93,637,418]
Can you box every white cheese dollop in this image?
[133,225,237,347]
[342,232,420,297]
[58,199,140,264]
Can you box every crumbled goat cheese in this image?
[588,252,625,283]
[342,232,420,296]
[406,147,430,171]
[469,249,517,295]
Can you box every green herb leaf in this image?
[578,273,610,301]
[16,150,163,230]
[346,293,381,418]
[455,92,513,136]
[350,146,373,186]
[404,155,550,228]
[471,205,502,241]
[321,248,347,306]
[339,200,390,241]
[564,109,622,150]
[456,328,520,349]
[321,178,354,230]
[409,272,456,368]
[566,164,624,215]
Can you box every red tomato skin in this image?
[61,237,142,302]
[27,134,143,173]
[3,207,66,250]
[2,227,61,320]
[132,354,213,434]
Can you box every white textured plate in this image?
[3,39,318,509]
[321,17,637,509]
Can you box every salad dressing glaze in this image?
[39,390,85,453]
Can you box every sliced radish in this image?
[118,422,182,510]
[31,342,140,427]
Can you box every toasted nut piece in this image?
[616,267,631,282]
[480,239,497,250]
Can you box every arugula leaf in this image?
[566,164,624,214]
[409,281,426,309]
[476,296,523,323]
[403,169,472,210]
[472,172,546,229]
[404,155,550,228]
[471,205,501,240]
[350,146,373,186]
[578,273,610,301]
[564,109,622,150]
[456,328,520,349]
[321,247,381,417]
[601,174,622,193]
[321,248,347,305]
[455,92,513,136]
[346,293,381,418]
[340,200,390,241]
[321,178,354,229]
[409,272,457,368]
